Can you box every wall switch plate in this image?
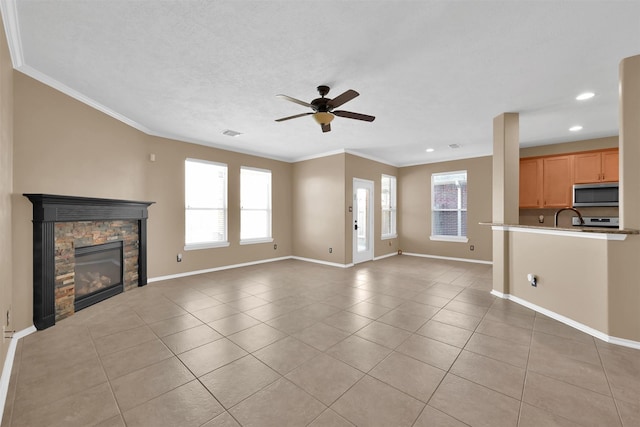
[329,248,332,253]
[470,245,474,251]
[177,253,183,262]
[274,243,277,250]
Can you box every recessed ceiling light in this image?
[576,92,595,101]
[569,125,583,132]
[425,148,435,153]
[222,129,242,137]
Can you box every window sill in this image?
[429,236,469,243]
[381,234,398,240]
[240,238,274,246]
[184,241,230,251]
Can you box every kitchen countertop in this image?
[481,222,639,235]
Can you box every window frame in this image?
[240,166,273,245]
[430,170,469,243]
[184,158,230,250]
[381,174,397,239]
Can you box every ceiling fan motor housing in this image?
[311,98,331,112]
[312,85,332,112]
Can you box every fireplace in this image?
[25,194,154,330]
[74,241,124,311]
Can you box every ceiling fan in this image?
[275,85,375,133]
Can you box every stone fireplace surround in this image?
[25,194,154,330]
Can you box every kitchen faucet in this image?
[554,207,584,227]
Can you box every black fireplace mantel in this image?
[24,194,154,330]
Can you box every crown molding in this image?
[1,0,23,67]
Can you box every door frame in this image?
[352,178,375,264]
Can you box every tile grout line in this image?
[593,341,626,427]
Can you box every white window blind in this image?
[431,170,467,240]
[185,158,228,248]
[241,167,272,243]
[381,174,397,238]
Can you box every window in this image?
[431,170,468,242]
[185,159,228,249]
[381,174,397,238]
[240,167,272,243]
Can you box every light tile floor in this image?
[3,256,640,426]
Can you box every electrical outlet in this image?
[329,248,333,253]
[177,253,183,262]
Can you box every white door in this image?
[353,178,374,264]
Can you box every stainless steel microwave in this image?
[573,182,619,207]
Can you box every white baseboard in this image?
[148,256,295,282]
[491,290,640,350]
[403,252,493,265]
[0,325,37,423]
[373,252,398,261]
[290,256,353,269]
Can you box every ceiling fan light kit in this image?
[313,112,334,125]
[276,85,375,133]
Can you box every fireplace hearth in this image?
[25,194,154,330]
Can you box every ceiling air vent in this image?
[448,143,461,149]
[222,129,242,137]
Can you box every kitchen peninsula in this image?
[485,221,640,348]
[489,54,640,349]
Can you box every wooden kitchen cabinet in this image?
[543,155,574,207]
[519,158,543,208]
[520,148,618,209]
[573,149,619,183]
[601,150,619,182]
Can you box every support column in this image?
[492,113,519,295]
[619,55,640,230]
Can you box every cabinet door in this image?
[601,150,619,182]
[543,156,573,207]
[519,158,543,208]
[573,152,602,183]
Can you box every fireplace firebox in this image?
[74,241,124,311]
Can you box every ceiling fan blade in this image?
[328,89,359,109]
[275,112,313,122]
[333,110,375,122]
[321,123,331,133]
[276,94,313,108]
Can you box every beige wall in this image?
[508,232,609,332]
[0,12,13,370]
[292,154,346,264]
[11,73,293,332]
[145,136,292,277]
[345,154,399,263]
[520,135,618,158]
[504,229,640,341]
[607,237,640,340]
[291,153,400,266]
[398,156,493,262]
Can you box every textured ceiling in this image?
[3,1,640,165]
